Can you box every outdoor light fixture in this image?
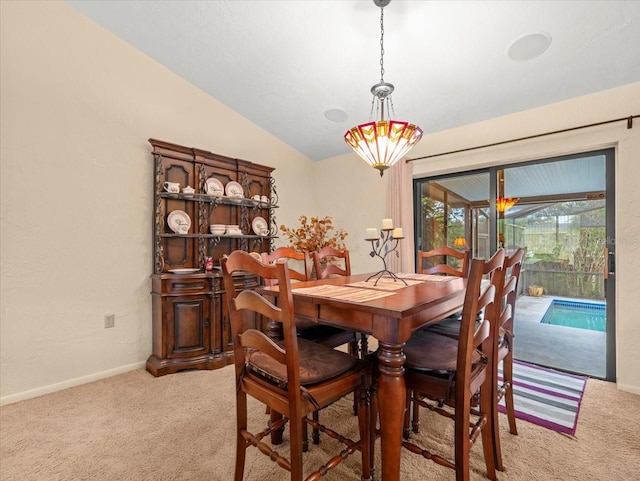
[453,237,468,250]
[496,197,519,213]
[344,0,423,177]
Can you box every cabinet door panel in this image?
[167,296,210,358]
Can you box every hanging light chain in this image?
[379,5,385,83]
[387,95,396,119]
[344,0,423,177]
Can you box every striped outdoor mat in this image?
[498,360,587,436]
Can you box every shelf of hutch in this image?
[147,138,277,376]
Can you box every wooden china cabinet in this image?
[146,138,277,376]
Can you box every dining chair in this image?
[262,247,360,354]
[261,246,364,446]
[418,246,471,339]
[491,248,525,471]
[221,250,372,481]
[399,249,505,481]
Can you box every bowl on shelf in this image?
[209,224,225,236]
[225,225,242,236]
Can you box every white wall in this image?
[320,83,640,394]
[311,154,388,274]
[0,1,316,404]
[2,0,639,403]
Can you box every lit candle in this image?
[392,227,403,238]
[382,218,393,230]
[366,228,378,239]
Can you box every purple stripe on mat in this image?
[498,360,587,436]
[510,410,576,436]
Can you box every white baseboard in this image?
[0,361,147,406]
[616,382,640,395]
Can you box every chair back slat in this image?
[238,329,287,365]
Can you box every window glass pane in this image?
[416,172,490,261]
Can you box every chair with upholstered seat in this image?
[418,246,471,339]
[262,247,360,353]
[491,248,525,471]
[221,250,372,481]
[399,249,505,481]
[262,246,364,445]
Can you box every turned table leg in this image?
[377,341,406,481]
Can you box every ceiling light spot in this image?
[324,108,348,123]
[508,33,552,61]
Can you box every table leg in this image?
[377,341,406,481]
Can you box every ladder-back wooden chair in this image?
[221,250,372,481]
[419,246,471,339]
[262,247,360,354]
[491,248,525,471]
[399,249,505,481]
[262,246,363,446]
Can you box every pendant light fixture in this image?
[344,0,423,177]
[496,197,520,213]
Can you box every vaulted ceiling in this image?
[67,0,640,161]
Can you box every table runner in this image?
[395,273,460,282]
[292,284,396,303]
[346,277,423,291]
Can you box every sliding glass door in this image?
[413,170,490,261]
[413,149,615,380]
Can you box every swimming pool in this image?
[540,300,606,332]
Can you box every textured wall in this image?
[0,0,316,403]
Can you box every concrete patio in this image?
[513,295,607,378]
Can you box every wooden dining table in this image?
[264,272,467,481]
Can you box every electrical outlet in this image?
[104,314,115,328]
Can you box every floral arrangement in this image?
[279,215,348,252]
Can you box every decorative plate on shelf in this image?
[225,181,244,198]
[252,216,269,236]
[168,268,201,274]
[167,210,191,234]
[205,178,224,196]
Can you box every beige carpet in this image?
[1,365,639,481]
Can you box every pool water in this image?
[540,300,606,332]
